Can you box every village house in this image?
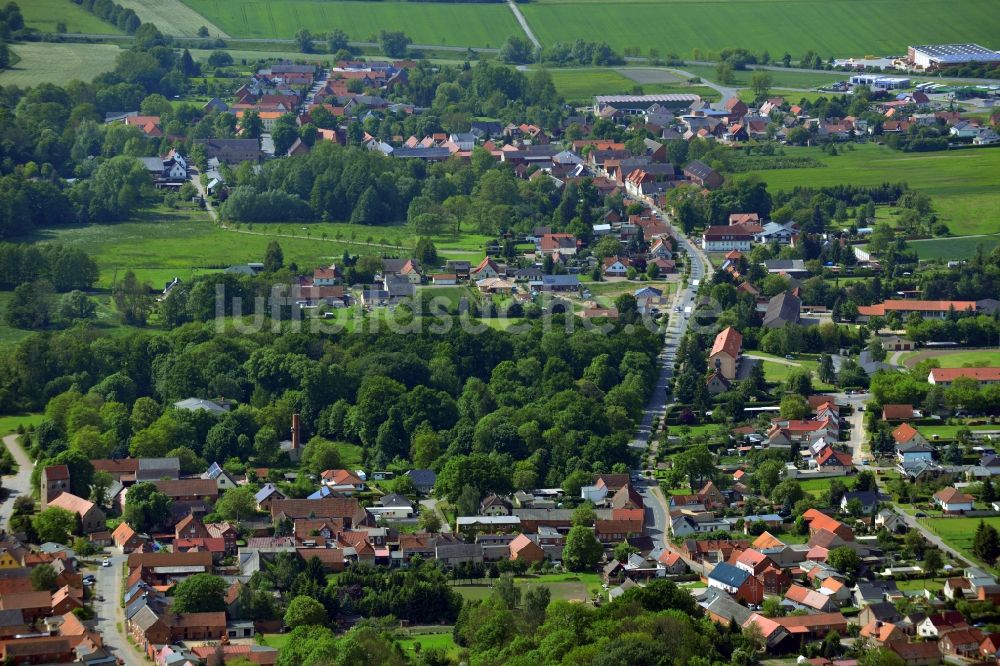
[47,493,106,534]
[933,487,975,514]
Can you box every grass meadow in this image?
[910,235,1000,260]
[520,0,1000,57]
[920,516,1000,564]
[736,144,1000,237]
[395,631,461,660]
[12,205,493,289]
[21,0,123,34]
[0,413,43,436]
[0,43,121,87]
[181,0,520,46]
[678,64,847,90]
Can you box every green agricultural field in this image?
[181,0,521,47]
[0,43,121,87]
[910,235,1000,260]
[738,144,1000,237]
[21,0,123,34]
[115,0,229,37]
[520,0,1000,57]
[920,516,1000,564]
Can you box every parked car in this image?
[102,558,111,567]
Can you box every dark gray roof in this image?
[391,147,451,160]
[541,275,580,287]
[0,609,23,627]
[763,291,801,328]
[683,159,715,180]
[435,543,483,559]
[708,562,751,587]
[405,469,437,488]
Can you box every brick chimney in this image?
[291,413,301,449]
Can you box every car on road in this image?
[102,557,111,567]
[915,512,927,518]
[83,575,96,586]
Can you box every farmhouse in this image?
[933,487,975,514]
[702,223,762,252]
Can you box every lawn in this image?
[916,424,1000,441]
[738,144,1000,237]
[21,0,123,34]
[910,235,1000,260]
[396,631,460,659]
[520,0,999,57]
[0,43,121,87]
[894,577,947,592]
[922,350,1000,367]
[452,572,600,603]
[115,0,229,37]
[920,516,1000,564]
[798,475,852,499]
[0,413,43,436]
[256,634,290,650]
[181,0,521,47]
[901,348,1000,369]
[545,68,716,104]
[12,207,438,289]
[749,354,835,391]
[678,64,847,90]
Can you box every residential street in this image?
[1,433,33,531]
[633,202,711,555]
[93,552,148,666]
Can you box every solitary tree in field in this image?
[750,72,773,101]
[294,28,313,53]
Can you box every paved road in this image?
[839,393,972,567]
[94,553,147,665]
[838,391,870,465]
[507,0,540,49]
[630,199,712,555]
[743,353,801,367]
[665,67,740,105]
[1,434,33,531]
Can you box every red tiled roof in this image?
[710,326,742,359]
[892,423,921,443]
[934,487,974,505]
[44,465,70,481]
[882,404,914,420]
[930,367,1000,383]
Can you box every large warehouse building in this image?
[907,43,1000,70]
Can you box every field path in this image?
[666,66,738,105]
[507,0,540,49]
[115,0,229,37]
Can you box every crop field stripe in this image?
[518,0,1000,57]
[180,0,522,47]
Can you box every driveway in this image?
[1,434,34,530]
[419,498,452,533]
